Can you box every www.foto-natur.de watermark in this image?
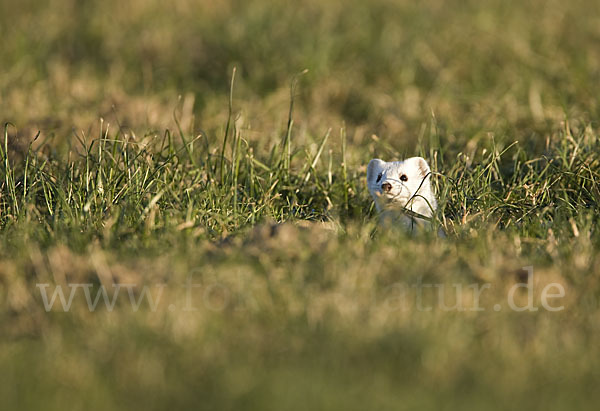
[35,266,565,313]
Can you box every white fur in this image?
[366,157,437,229]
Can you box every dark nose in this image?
[381,182,392,192]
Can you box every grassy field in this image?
[1,0,600,409]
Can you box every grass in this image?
[1,0,600,410]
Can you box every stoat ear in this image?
[367,159,386,183]
[408,157,431,178]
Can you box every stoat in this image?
[366,157,438,231]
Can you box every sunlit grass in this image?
[1,0,600,410]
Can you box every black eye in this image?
[400,175,408,182]
[376,173,382,183]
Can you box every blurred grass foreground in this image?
[1,0,600,410]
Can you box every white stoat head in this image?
[366,157,437,217]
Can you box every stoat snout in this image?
[381,182,392,192]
